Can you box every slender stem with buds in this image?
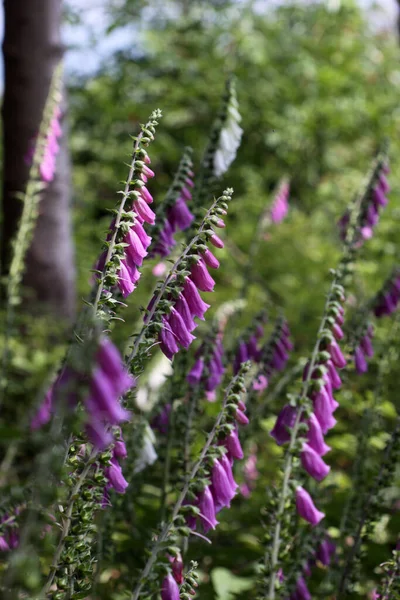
[130,371,244,600]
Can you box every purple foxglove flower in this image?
[134,197,156,224]
[139,185,153,204]
[234,341,249,374]
[210,233,224,248]
[360,334,374,358]
[125,228,148,266]
[202,248,220,269]
[31,387,54,430]
[323,376,339,412]
[329,340,347,369]
[211,459,236,510]
[105,458,129,493]
[296,486,325,526]
[183,278,210,320]
[97,338,135,394]
[332,323,344,340]
[114,439,128,459]
[204,361,223,392]
[379,172,390,193]
[247,335,261,361]
[0,537,10,552]
[220,453,239,493]
[291,576,311,600]
[235,408,249,425]
[198,486,219,532]
[118,262,136,297]
[190,259,215,292]
[253,374,268,391]
[86,419,114,450]
[168,197,194,230]
[226,429,244,459]
[168,554,184,584]
[316,539,336,566]
[159,320,179,359]
[187,358,205,385]
[313,388,337,434]
[133,220,152,249]
[87,369,131,425]
[301,442,331,481]
[270,404,297,445]
[354,346,368,374]
[307,413,331,456]
[327,359,342,389]
[168,308,196,349]
[373,185,388,208]
[175,294,196,332]
[161,574,180,600]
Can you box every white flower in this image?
[213,87,243,178]
[133,425,158,474]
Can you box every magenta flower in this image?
[316,539,336,566]
[270,180,290,224]
[105,458,129,494]
[187,358,205,385]
[198,486,219,532]
[301,442,330,482]
[354,346,368,374]
[313,388,337,435]
[296,486,325,526]
[270,404,297,445]
[328,340,347,369]
[161,574,180,600]
[168,308,196,349]
[183,278,210,320]
[202,248,220,269]
[290,576,311,600]
[190,259,216,292]
[307,413,331,456]
[226,429,244,460]
[211,459,236,511]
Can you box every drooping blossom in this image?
[300,443,330,482]
[270,179,290,224]
[316,538,336,566]
[296,486,325,526]
[161,573,180,600]
[168,554,184,585]
[374,267,400,318]
[290,575,311,600]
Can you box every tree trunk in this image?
[1,0,76,322]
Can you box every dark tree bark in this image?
[1,0,76,322]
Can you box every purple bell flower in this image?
[296,486,325,526]
[105,458,129,493]
[307,413,331,456]
[211,459,236,511]
[187,358,205,385]
[168,308,196,349]
[270,404,297,445]
[354,346,368,374]
[161,574,180,600]
[183,278,210,320]
[198,486,219,532]
[301,442,331,482]
[190,259,215,292]
[225,429,244,460]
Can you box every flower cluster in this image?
[151,148,195,258]
[187,330,225,401]
[374,267,400,318]
[270,179,290,224]
[148,190,233,361]
[32,337,134,453]
[271,287,346,524]
[338,158,390,245]
[184,396,248,536]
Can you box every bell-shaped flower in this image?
[301,442,330,482]
[198,486,219,532]
[183,278,210,320]
[190,259,215,292]
[296,486,325,526]
[161,573,180,600]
